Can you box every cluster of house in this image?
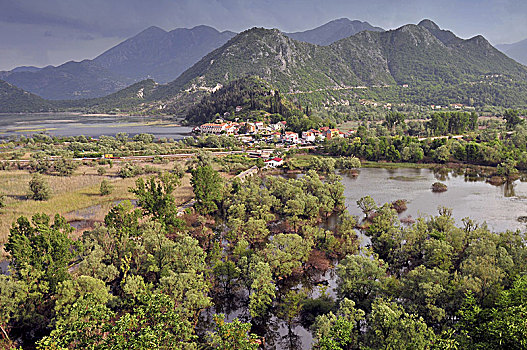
[194,120,285,136]
[194,120,352,144]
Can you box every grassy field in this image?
[0,160,195,255]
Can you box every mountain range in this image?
[151,20,527,102]
[0,18,382,100]
[497,39,527,66]
[2,19,527,114]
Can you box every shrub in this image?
[28,173,51,200]
[100,179,113,196]
[431,182,448,193]
[97,166,106,176]
[54,158,78,176]
[0,194,6,208]
[118,163,140,178]
[391,199,408,213]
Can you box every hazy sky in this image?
[1,0,527,71]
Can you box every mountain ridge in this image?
[153,20,527,98]
[497,38,527,66]
[0,19,382,100]
[285,18,384,45]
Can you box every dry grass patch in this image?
[0,160,195,246]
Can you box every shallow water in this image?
[0,113,193,139]
[340,167,527,232]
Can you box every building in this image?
[302,130,316,143]
[265,157,284,168]
[282,131,299,143]
[322,128,340,140]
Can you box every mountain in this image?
[497,39,527,66]
[0,66,42,80]
[54,79,160,113]
[1,60,131,100]
[4,19,527,113]
[0,80,54,112]
[93,25,236,83]
[152,20,527,106]
[1,25,236,100]
[285,18,384,45]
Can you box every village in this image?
[193,118,354,145]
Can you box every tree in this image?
[28,173,50,200]
[249,262,275,318]
[503,109,523,130]
[262,233,312,278]
[6,214,77,294]
[208,314,260,350]
[99,179,113,195]
[385,111,405,131]
[363,299,436,350]
[337,254,389,311]
[313,298,365,350]
[357,196,377,218]
[130,172,183,229]
[54,158,78,176]
[191,165,224,215]
[5,214,77,341]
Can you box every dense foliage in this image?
[1,163,526,349]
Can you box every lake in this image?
[340,167,527,233]
[0,113,193,139]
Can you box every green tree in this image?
[503,109,523,130]
[191,165,224,215]
[208,314,260,350]
[130,172,183,230]
[313,298,365,350]
[337,254,389,311]
[249,262,276,318]
[54,158,78,176]
[363,299,436,349]
[28,173,51,200]
[99,179,113,195]
[262,233,312,278]
[357,195,377,218]
[385,111,406,130]
[5,214,77,340]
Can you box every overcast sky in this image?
[1,0,527,71]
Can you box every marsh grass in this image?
[0,160,194,247]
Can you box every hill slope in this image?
[285,18,384,45]
[0,80,54,112]
[93,25,236,83]
[497,39,527,66]
[1,60,131,100]
[1,25,236,100]
[152,20,527,105]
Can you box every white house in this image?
[265,157,284,168]
[302,130,316,143]
[282,131,299,143]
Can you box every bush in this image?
[100,179,113,196]
[431,182,448,192]
[118,163,140,178]
[0,194,6,208]
[54,158,78,176]
[28,173,51,200]
[391,199,408,213]
[97,166,106,176]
